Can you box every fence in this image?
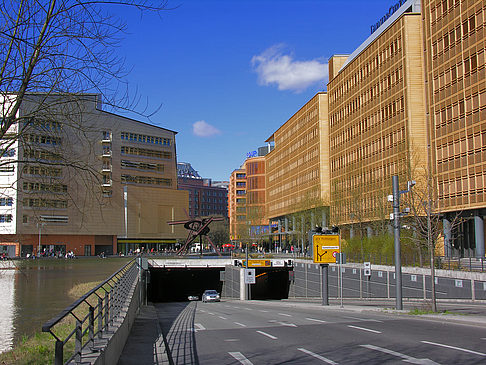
[346,253,485,272]
[42,258,140,365]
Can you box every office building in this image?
[177,162,228,219]
[0,94,188,256]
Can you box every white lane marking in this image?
[306,318,327,323]
[278,321,297,327]
[421,340,486,356]
[219,316,227,320]
[259,310,269,313]
[234,322,247,327]
[243,307,252,311]
[229,352,254,365]
[224,339,240,342]
[194,323,206,331]
[347,325,381,334]
[278,312,292,317]
[207,312,215,315]
[298,348,338,364]
[361,344,439,364]
[343,315,383,323]
[256,330,278,340]
[482,338,486,340]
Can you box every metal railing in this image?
[42,258,139,364]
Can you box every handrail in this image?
[42,258,140,364]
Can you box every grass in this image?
[0,281,102,365]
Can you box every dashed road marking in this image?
[306,318,327,323]
[347,325,381,334]
[219,316,227,320]
[234,322,247,327]
[229,352,254,365]
[421,340,486,356]
[362,344,439,364]
[256,330,278,340]
[278,312,292,317]
[298,348,338,364]
[343,315,383,323]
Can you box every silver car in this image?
[202,290,220,302]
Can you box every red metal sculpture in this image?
[167,216,224,256]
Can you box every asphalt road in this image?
[151,300,486,365]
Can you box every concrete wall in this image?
[289,260,486,301]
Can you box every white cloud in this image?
[251,44,328,93]
[192,120,222,137]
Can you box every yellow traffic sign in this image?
[313,234,340,264]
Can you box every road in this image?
[152,300,486,365]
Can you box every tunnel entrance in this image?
[148,267,224,302]
[251,268,290,300]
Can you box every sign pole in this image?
[321,264,329,306]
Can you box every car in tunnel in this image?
[201,290,220,302]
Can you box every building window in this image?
[2,149,15,157]
[0,197,13,206]
[102,131,112,141]
[0,214,13,223]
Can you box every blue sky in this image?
[114,0,397,181]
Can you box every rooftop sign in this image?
[370,0,407,34]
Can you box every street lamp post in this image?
[37,222,45,257]
[389,176,415,310]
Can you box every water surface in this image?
[0,257,130,353]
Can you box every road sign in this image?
[244,268,256,284]
[312,234,340,264]
[242,259,271,268]
[364,261,371,276]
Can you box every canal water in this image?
[0,257,130,354]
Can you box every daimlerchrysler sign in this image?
[370,0,408,34]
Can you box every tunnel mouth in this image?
[148,267,224,302]
[250,267,290,300]
[148,266,292,302]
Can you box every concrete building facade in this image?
[0,94,188,257]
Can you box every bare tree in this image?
[0,0,169,221]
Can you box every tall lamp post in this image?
[37,222,46,257]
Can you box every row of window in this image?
[278,107,319,143]
[23,133,62,146]
[121,146,172,160]
[268,127,319,169]
[25,118,62,132]
[268,146,319,183]
[121,159,164,172]
[434,91,485,130]
[432,17,479,59]
[331,97,405,148]
[121,174,172,187]
[331,37,402,101]
[121,132,171,146]
[23,165,62,177]
[23,182,68,193]
[23,198,68,209]
[267,168,320,198]
[24,149,62,162]
[330,70,403,128]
